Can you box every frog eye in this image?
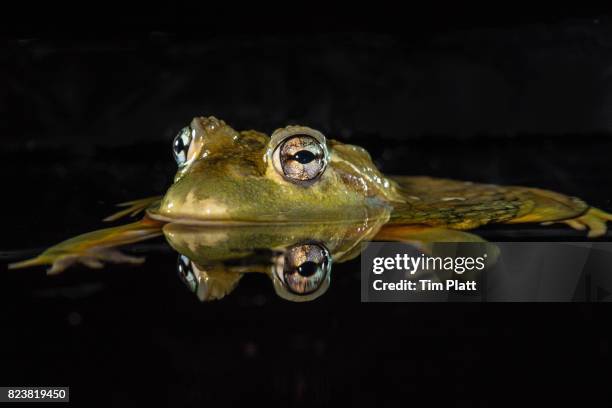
[172,127,193,166]
[274,243,331,295]
[177,254,198,292]
[270,126,329,184]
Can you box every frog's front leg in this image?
[8,217,164,274]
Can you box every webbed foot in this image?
[542,207,612,238]
[8,218,163,274]
[9,247,145,275]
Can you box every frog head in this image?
[153,116,403,224]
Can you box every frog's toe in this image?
[8,255,55,271]
[48,249,144,275]
[563,219,587,231]
[591,207,612,222]
[103,196,163,222]
[94,248,145,265]
[13,253,89,275]
[47,254,92,275]
[547,207,612,238]
[10,248,145,275]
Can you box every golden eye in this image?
[274,243,331,295]
[270,126,329,184]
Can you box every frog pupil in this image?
[296,261,318,277]
[292,150,315,164]
[173,128,192,164]
[177,255,191,278]
[174,138,184,154]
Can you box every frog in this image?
[9,116,612,276]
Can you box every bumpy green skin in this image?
[388,176,589,229]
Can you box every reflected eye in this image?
[172,127,193,166]
[177,254,198,292]
[273,135,327,183]
[275,243,331,295]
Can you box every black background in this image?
[1,6,611,407]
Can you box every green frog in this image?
[10,116,612,277]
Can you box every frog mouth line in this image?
[146,209,388,226]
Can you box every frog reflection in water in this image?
[167,218,386,302]
[10,116,612,301]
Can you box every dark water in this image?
[2,22,612,406]
[1,136,610,406]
